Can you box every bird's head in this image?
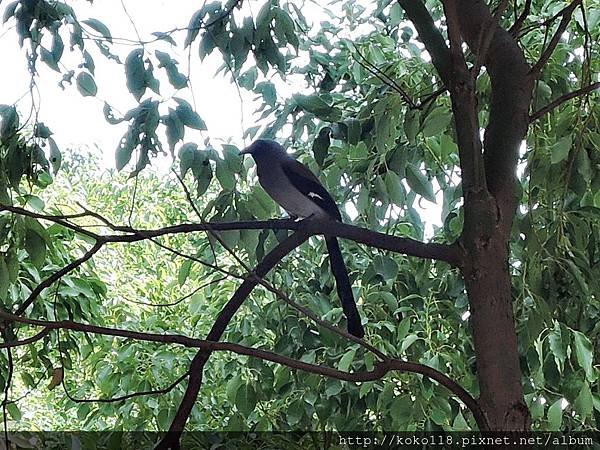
[239,139,286,160]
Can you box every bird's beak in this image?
[239,147,251,156]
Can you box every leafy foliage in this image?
[1,0,599,436]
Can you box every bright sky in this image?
[0,1,254,170]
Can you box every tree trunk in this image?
[461,232,531,430]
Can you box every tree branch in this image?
[455,0,533,232]
[441,0,487,195]
[0,327,50,348]
[529,82,600,122]
[1,204,462,266]
[0,309,488,431]
[509,0,532,36]
[13,241,104,316]
[529,0,582,77]
[157,231,310,449]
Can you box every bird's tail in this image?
[325,237,365,338]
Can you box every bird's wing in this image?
[281,158,342,221]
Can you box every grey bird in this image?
[240,139,365,338]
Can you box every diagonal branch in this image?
[353,46,417,108]
[509,0,532,36]
[529,82,600,122]
[14,241,104,316]
[529,0,582,77]
[157,231,310,449]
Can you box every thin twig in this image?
[509,0,532,36]
[14,241,104,316]
[529,0,582,76]
[529,82,600,122]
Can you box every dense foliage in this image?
[0,0,599,439]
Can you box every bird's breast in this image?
[257,165,328,219]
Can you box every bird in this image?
[240,139,365,338]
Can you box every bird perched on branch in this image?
[240,139,365,338]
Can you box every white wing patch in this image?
[307,192,323,200]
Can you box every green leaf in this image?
[6,403,21,421]
[51,31,64,62]
[390,395,413,426]
[312,127,331,167]
[155,50,188,89]
[576,148,592,182]
[125,49,146,101]
[179,143,198,178]
[192,151,213,196]
[40,47,59,72]
[226,374,243,404]
[530,396,544,421]
[164,108,185,151]
[2,1,18,24]
[5,251,18,283]
[385,171,405,206]
[389,3,403,25]
[185,9,204,47]
[178,260,192,286]
[406,164,436,202]
[452,411,469,430]
[293,94,333,117]
[551,136,571,164]
[0,104,18,138]
[422,109,451,137]
[76,72,97,97]
[222,144,242,173]
[188,292,203,315]
[151,31,177,46]
[235,382,257,417]
[24,229,46,268]
[338,348,356,372]
[400,334,419,353]
[572,330,595,381]
[48,137,61,175]
[256,82,277,107]
[373,255,399,280]
[115,127,138,171]
[83,50,95,74]
[103,102,123,125]
[396,316,411,342]
[547,399,563,430]
[238,67,257,90]
[144,66,160,94]
[286,398,304,425]
[0,256,9,301]
[276,8,298,49]
[565,259,589,294]
[574,382,593,418]
[548,321,566,373]
[82,18,113,43]
[174,98,207,130]
[216,158,236,191]
[346,118,361,145]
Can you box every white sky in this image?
[0,1,254,170]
